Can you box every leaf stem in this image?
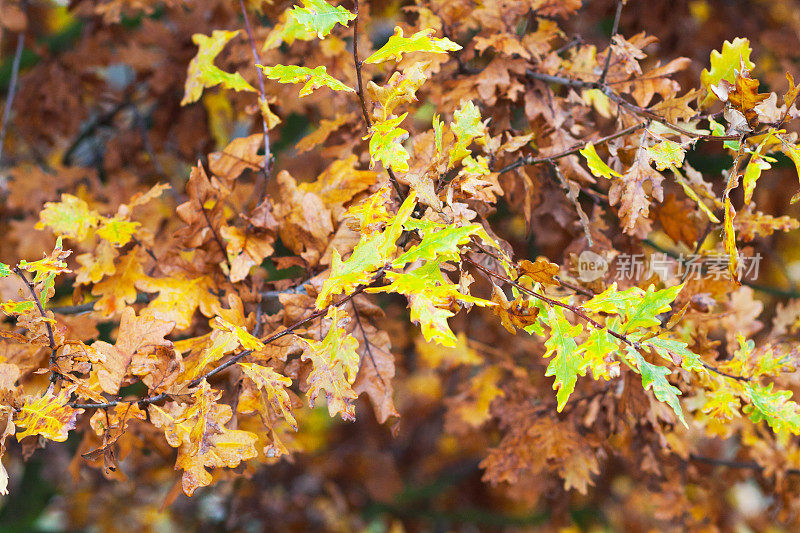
[238,0,272,189]
[351,0,406,201]
[462,257,637,349]
[525,70,770,142]
[495,120,649,175]
[13,267,60,384]
[0,27,24,170]
[69,272,385,409]
[598,0,625,86]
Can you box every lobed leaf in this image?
[257,64,354,97]
[290,0,355,39]
[16,388,83,442]
[364,27,461,64]
[181,30,256,105]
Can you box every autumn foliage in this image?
[4,0,800,530]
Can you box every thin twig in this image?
[48,301,95,315]
[351,299,386,387]
[556,277,595,297]
[688,454,800,476]
[69,392,170,410]
[200,203,231,269]
[261,284,307,299]
[463,257,637,348]
[598,0,625,86]
[467,254,752,383]
[13,267,60,384]
[252,297,264,338]
[549,161,593,245]
[238,0,272,192]
[62,101,130,166]
[351,0,405,201]
[69,272,385,409]
[700,362,749,382]
[553,35,584,56]
[526,70,765,142]
[352,0,372,130]
[0,30,25,168]
[526,70,597,89]
[606,90,766,141]
[131,236,159,265]
[495,120,648,175]
[680,221,715,283]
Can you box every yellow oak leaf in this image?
[92,307,175,394]
[15,387,83,442]
[136,275,219,329]
[91,250,145,316]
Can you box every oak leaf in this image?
[301,307,360,421]
[518,257,559,285]
[91,250,145,316]
[257,64,354,97]
[135,275,218,330]
[15,387,83,442]
[92,307,175,394]
[181,30,256,105]
[239,362,297,431]
[364,27,461,64]
[290,0,355,39]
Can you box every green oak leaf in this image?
[621,284,683,333]
[367,113,410,172]
[582,283,644,315]
[647,139,685,171]
[392,223,481,267]
[97,216,141,247]
[365,27,461,64]
[372,261,494,348]
[647,335,705,373]
[542,307,586,411]
[449,100,486,165]
[0,300,35,315]
[301,306,360,421]
[579,326,620,380]
[262,10,316,51]
[257,64,354,97]
[181,30,257,105]
[290,0,355,39]
[744,382,800,437]
[408,293,457,347]
[316,192,417,308]
[628,346,686,426]
[700,37,755,105]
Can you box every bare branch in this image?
[352,0,406,201]
[549,161,593,246]
[0,29,25,169]
[238,0,272,192]
[351,299,386,387]
[69,271,386,409]
[526,70,768,142]
[495,120,648,175]
[13,267,60,384]
[598,0,625,86]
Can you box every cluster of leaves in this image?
[3,0,800,529]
